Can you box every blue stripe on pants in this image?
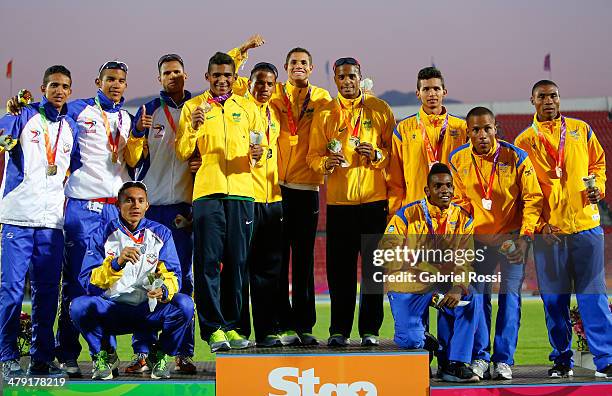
[0,224,62,362]
[534,226,612,371]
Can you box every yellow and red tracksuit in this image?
[449,138,543,242]
[306,93,394,204]
[382,198,474,294]
[228,47,332,186]
[387,107,467,215]
[514,114,606,234]
[176,91,264,201]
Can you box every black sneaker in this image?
[59,359,81,378]
[299,333,319,346]
[256,335,283,348]
[27,361,67,377]
[327,334,349,347]
[107,349,120,377]
[441,361,480,383]
[548,363,574,378]
[594,364,611,379]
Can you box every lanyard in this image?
[470,144,501,200]
[207,91,233,106]
[38,107,62,167]
[338,95,365,138]
[119,222,145,245]
[95,96,122,157]
[282,84,311,136]
[420,199,451,235]
[532,116,566,176]
[417,111,448,166]
[159,98,177,134]
[265,105,271,142]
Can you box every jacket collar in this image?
[284,80,311,97]
[470,137,499,159]
[96,89,124,112]
[337,91,364,109]
[160,90,192,109]
[418,105,448,128]
[424,197,452,217]
[532,112,562,134]
[39,96,67,122]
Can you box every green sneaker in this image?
[209,329,230,353]
[225,330,250,349]
[151,351,170,380]
[279,330,301,346]
[92,351,113,380]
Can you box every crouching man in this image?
[70,181,194,380]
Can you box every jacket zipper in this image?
[223,108,228,194]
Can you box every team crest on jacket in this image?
[84,119,97,133]
[231,112,242,123]
[387,225,395,233]
[146,253,158,264]
[30,130,41,143]
[153,124,165,138]
[63,143,71,153]
[449,129,460,137]
[569,129,580,139]
[363,120,372,130]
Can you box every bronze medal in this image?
[111,152,119,163]
[46,164,58,176]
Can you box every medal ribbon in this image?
[38,107,62,167]
[119,222,145,245]
[338,95,365,138]
[207,91,233,105]
[471,144,501,200]
[159,98,177,134]
[532,116,566,173]
[417,111,448,166]
[420,199,452,235]
[282,85,311,136]
[95,96,122,157]
[265,105,271,142]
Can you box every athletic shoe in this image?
[441,361,480,383]
[595,364,612,379]
[256,335,283,348]
[548,363,573,378]
[470,359,491,380]
[493,362,513,380]
[27,361,66,377]
[225,330,250,349]
[299,333,319,346]
[174,355,196,373]
[59,359,81,378]
[361,335,379,346]
[2,359,25,381]
[92,351,113,380]
[327,334,349,347]
[107,349,120,377]
[151,352,170,380]
[125,353,150,373]
[209,329,230,353]
[279,330,301,346]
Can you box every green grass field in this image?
[22,298,562,366]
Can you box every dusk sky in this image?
[1,0,611,104]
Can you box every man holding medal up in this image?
[0,66,79,380]
[514,81,612,379]
[176,52,264,353]
[449,107,543,380]
[230,39,332,345]
[307,57,394,347]
[387,67,467,216]
[125,54,196,373]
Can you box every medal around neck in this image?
[0,135,17,151]
[111,152,119,163]
[583,174,596,189]
[482,198,492,211]
[349,136,360,149]
[46,164,58,176]
[201,102,213,113]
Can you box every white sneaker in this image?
[470,359,490,380]
[493,362,513,380]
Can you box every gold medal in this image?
[111,152,119,163]
[202,102,213,113]
[46,164,58,176]
[349,136,360,149]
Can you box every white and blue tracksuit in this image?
[69,217,193,356]
[0,98,79,363]
[56,90,133,362]
[129,90,195,356]
[535,227,612,372]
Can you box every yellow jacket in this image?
[176,91,264,200]
[229,47,333,186]
[387,106,467,215]
[514,114,606,234]
[381,198,474,293]
[306,93,394,205]
[449,139,543,243]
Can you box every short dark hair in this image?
[417,67,445,90]
[285,47,312,65]
[43,65,72,86]
[250,62,278,79]
[207,52,235,73]
[531,79,558,95]
[157,53,184,73]
[466,106,495,123]
[117,181,148,201]
[427,163,452,185]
